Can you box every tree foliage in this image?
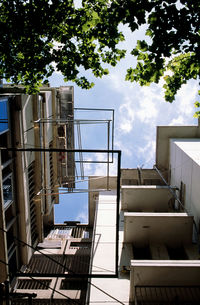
[0,0,200,107]
[122,0,200,105]
[0,0,126,93]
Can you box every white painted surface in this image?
[130,260,200,287]
[89,192,130,304]
[124,212,193,246]
[170,139,200,228]
[121,186,174,211]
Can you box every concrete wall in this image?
[130,260,200,301]
[121,186,174,211]
[89,177,117,226]
[156,126,200,171]
[170,139,200,232]
[89,191,130,305]
[124,212,193,246]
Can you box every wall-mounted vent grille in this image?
[12,299,53,305]
[47,226,91,239]
[135,286,200,303]
[71,227,85,238]
[64,255,90,274]
[17,279,51,290]
[49,142,56,202]
[28,161,38,245]
[27,255,64,274]
[26,254,90,274]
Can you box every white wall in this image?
[170,139,200,232]
[89,191,131,304]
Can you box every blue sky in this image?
[51,24,199,223]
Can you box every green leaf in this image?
[194,101,200,108]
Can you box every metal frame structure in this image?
[34,107,115,191]
[2,147,121,279]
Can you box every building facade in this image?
[0,86,78,302]
[89,123,200,304]
[2,85,200,305]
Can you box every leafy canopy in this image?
[0,0,200,109]
[0,0,126,93]
[123,0,200,109]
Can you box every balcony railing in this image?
[135,285,200,304]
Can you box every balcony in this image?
[134,285,200,304]
[121,185,176,212]
[121,168,167,186]
[130,260,200,303]
[124,212,193,246]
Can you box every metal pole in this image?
[107,121,110,190]
[116,151,121,277]
[153,165,185,211]
[5,281,9,305]
[112,109,114,162]
[3,148,121,154]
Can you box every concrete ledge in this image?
[124,212,193,246]
[130,260,200,301]
[121,186,175,211]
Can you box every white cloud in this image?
[135,86,160,124]
[176,81,198,116]
[77,209,88,223]
[115,140,132,156]
[138,139,156,168]
[118,97,135,133]
[91,153,118,177]
[79,153,118,178]
[169,116,185,126]
[105,66,198,168]
[50,24,199,171]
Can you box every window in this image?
[0,99,8,133]
[3,175,13,204]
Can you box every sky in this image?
[51,24,199,224]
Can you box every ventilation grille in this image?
[12,300,73,305]
[135,286,200,303]
[71,227,85,238]
[17,279,51,290]
[47,226,91,239]
[49,142,55,202]
[28,161,38,245]
[26,254,90,274]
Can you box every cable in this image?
[0,227,125,305]
[0,258,82,304]
[0,226,74,274]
